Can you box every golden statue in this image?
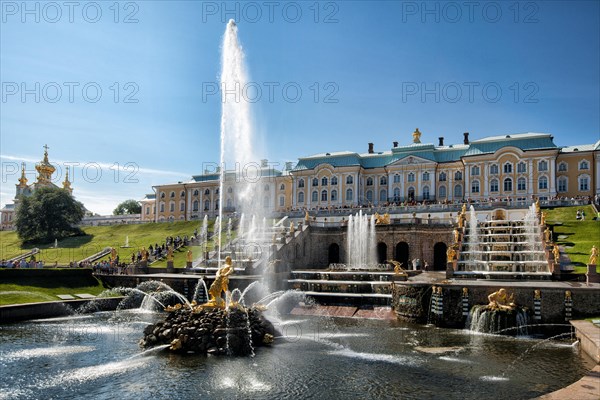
[462,287,468,296]
[167,246,174,262]
[535,199,540,214]
[544,227,552,243]
[487,288,516,311]
[453,228,460,243]
[388,260,407,276]
[111,247,117,259]
[552,244,560,264]
[412,128,422,144]
[589,245,598,265]
[374,212,391,225]
[540,212,546,226]
[436,286,442,295]
[461,203,467,215]
[186,249,193,263]
[141,247,148,261]
[304,211,310,223]
[457,214,464,229]
[534,289,541,300]
[565,290,572,300]
[290,222,295,234]
[203,256,235,308]
[446,246,456,263]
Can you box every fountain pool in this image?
[0,311,592,399]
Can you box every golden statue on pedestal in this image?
[203,256,235,308]
[487,288,516,311]
[544,227,552,243]
[388,260,407,276]
[589,245,598,265]
[374,212,391,225]
[186,249,193,263]
[540,212,546,226]
[453,228,460,243]
[167,246,174,262]
[141,247,148,261]
[553,245,560,264]
[446,246,457,262]
[412,128,422,144]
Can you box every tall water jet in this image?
[468,206,480,270]
[346,211,377,269]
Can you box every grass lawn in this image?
[0,220,211,266]
[544,205,600,273]
[0,269,108,305]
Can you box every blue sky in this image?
[1,0,599,214]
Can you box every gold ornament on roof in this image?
[35,144,56,184]
[412,128,422,144]
[18,163,28,187]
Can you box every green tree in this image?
[113,199,142,215]
[15,187,85,244]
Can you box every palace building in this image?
[142,130,600,223]
[0,146,74,230]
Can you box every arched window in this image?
[503,177,513,192]
[538,176,548,190]
[518,162,527,173]
[393,174,401,183]
[471,180,480,194]
[579,160,589,170]
[346,175,353,185]
[517,177,526,191]
[160,203,165,212]
[393,187,400,200]
[538,160,548,172]
[408,172,415,182]
[331,190,338,201]
[490,164,499,175]
[346,188,353,201]
[422,172,430,182]
[321,190,328,202]
[454,171,463,181]
[454,184,462,198]
[439,172,447,182]
[215,199,219,210]
[145,206,150,215]
[279,196,285,207]
[558,162,567,172]
[366,190,373,202]
[366,177,374,186]
[181,190,185,197]
[298,191,305,203]
[204,189,210,195]
[298,179,305,188]
[380,176,387,185]
[204,200,210,211]
[280,183,285,191]
[503,162,513,174]
[263,196,270,208]
[193,189,199,196]
[193,201,199,211]
[407,187,415,201]
[170,202,175,212]
[471,165,480,176]
[579,175,590,191]
[226,199,232,208]
[423,186,430,200]
[160,192,165,199]
[180,202,185,211]
[379,189,387,202]
[264,184,270,191]
[331,176,338,185]
[312,178,319,187]
[312,191,318,202]
[227,187,233,193]
[170,191,175,198]
[558,177,567,192]
[490,179,499,192]
[215,188,219,195]
[438,185,446,198]
[321,177,328,186]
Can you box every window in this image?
[558,177,567,192]
[160,203,165,212]
[579,176,590,191]
[170,202,175,212]
[454,171,463,181]
[264,184,270,191]
[408,173,415,182]
[227,199,232,208]
[366,190,373,202]
[379,189,387,202]
[180,202,185,212]
[298,192,305,203]
[423,186,430,200]
[366,177,374,186]
[204,189,210,195]
[407,187,415,200]
[346,188,353,201]
[393,174,401,183]
[439,172,447,182]
[490,164,499,175]
[215,188,219,195]
[471,180,480,194]
[471,165,480,176]
[160,192,165,199]
[380,176,387,185]
[280,183,285,190]
[579,160,589,170]
[193,189,199,196]
[204,200,210,211]
[490,179,499,192]
[312,191,318,202]
[504,177,513,192]
[181,191,185,197]
[454,185,462,198]
[438,185,446,198]
[215,200,219,210]
[517,162,527,173]
[393,187,400,200]
[558,162,567,172]
[538,176,548,190]
[331,190,338,201]
[503,162,513,174]
[538,160,548,172]
[170,191,175,198]
[312,178,319,187]
[331,176,338,186]
[279,196,285,207]
[145,207,150,215]
[517,177,526,191]
[422,172,430,182]
[263,196,269,208]
[193,201,199,211]
[298,179,305,188]
[321,177,328,186]
[346,176,353,185]
[227,187,233,193]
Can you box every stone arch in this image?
[433,242,447,271]
[377,242,387,264]
[328,243,340,264]
[395,242,409,265]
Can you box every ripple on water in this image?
[1,345,96,362]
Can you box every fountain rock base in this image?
[140,307,277,356]
[468,305,530,335]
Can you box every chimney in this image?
[285,161,293,171]
[393,141,398,148]
[261,159,268,168]
[463,132,470,145]
[438,137,444,146]
[368,143,374,154]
